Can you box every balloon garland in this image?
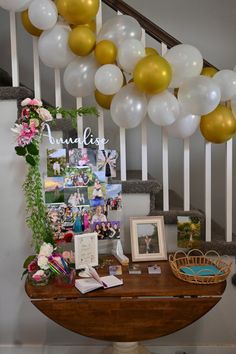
[1,0,236,143]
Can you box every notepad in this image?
[75,266,123,294]
[180,265,223,276]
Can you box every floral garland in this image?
[12,98,98,253]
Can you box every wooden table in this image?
[25,258,226,354]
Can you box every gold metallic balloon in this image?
[56,0,99,25]
[68,26,96,56]
[95,40,117,65]
[21,10,43,37]
[70,19,96,33]
[133,55,172,95]
[201,66,218,77]
[145,47,159,57]
[95,89,114,110]
[200,105,236,143]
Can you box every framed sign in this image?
[74,233,98,269]
[130,216,167,262]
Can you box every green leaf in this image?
[26,143,39,156]
[26,154,36,166]
[21,269,28,280]
[23,255,36,268]
[15,146,26,156]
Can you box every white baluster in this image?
[184,137,190,211]
[9,11,19,86]
[205,141,212,241]
[96,0,105,150]
[141,28,148,181]
[54,69,62,118]
[161,42,169,211]
[226,139,233,242]
[33,37,41,99]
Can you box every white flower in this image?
[21,98,32,107]
[11,123,22,135]
[37,107,53,122]
[39,242,54,257]
[37,255,50,270]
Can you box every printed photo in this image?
[64,166,94,187]
[88,171,106,207]
[90,205,107,225]
[44,177,64,204]
[136,223,160,254]
[106,184,122,210]
[72,207,92,234]
[177,216,201,248]
[47,149,66,177]
[69,148,97,169]
[97,149,118,177]
[47,204,73,243]
[93,221,120,240]
[64,187,89,207]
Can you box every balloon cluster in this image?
[1,0,236,143]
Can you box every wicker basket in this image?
[169,249,232,284]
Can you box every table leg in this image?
[101,342,151,354]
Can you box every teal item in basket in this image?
[180,265,223,276]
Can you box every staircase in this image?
[1,0,236,255]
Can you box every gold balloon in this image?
[21,10,43,37]
[201,66,218,77]
[200,105,236,143]
[68,26,96,56]
[145,47,159,57]
[133,55,172,95]
[70,19,96,33]
[95,90,114,110]
[56,0,99,25]
[95,40,117,65]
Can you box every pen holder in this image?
[54,269,76,288]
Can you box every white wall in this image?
[1,99,236,351]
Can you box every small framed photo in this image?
[74,233,98,269]
[130,216,167,262]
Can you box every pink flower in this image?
[32,270,45,282]
[27,260,38,273]
[21,98,42,107]
[16,122,38,147]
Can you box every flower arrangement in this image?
[12,98,98,253]
[24,242,75,286]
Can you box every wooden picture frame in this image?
[74,233,98,269]
[130,216,167,262]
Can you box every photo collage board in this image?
[44,148,121,243]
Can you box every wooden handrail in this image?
[101,0,215,68]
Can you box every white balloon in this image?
[97,15,142,47]
[233,65,236,72]
[118,39,145,74]
[111,83,147,129]
[213,69,236,101]
[178,76,221,115]
[164,44,203,88]
[64,55,98,97]
[148,90,180,126]
[29,0,57,31]
[165,114,200,139]
[94,64,123,95]
[38,24,75,69]
[0,0,31,11]
[231,96,236,118]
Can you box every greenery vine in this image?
[13,98,99,253]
